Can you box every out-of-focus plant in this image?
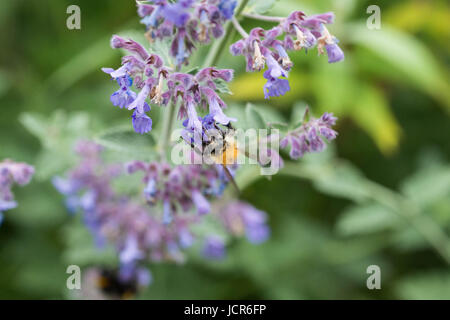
[16,0,346,298]
[1,0,449,300]
[229,0,450,155]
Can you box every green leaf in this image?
[336,203,401,236]
[213,78,233,95]
[401,163,450,208]
[396,272,450,299]
[268,121,289,131]
[245,103,267,130]
[290,101,309,129]
[19,111,92,179]
[19,113,50,146]
[186,66,199,75]
[281,161,372,203]
[347,23,450,110]
[246,0,279,15]
[62,218,117,267]
[94,126,155,155]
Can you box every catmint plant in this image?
[0,159,34,225]
[56,0,343,297]
[54,141,269,294]
[230,11,344,99]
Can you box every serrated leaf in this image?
[213,78,233,95]
[400,164,450,208]
[19,113,50,146]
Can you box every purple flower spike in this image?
[281,111,338,159]
[229,10,343,99]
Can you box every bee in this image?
[96,268,138,300]
[183,121,240,192]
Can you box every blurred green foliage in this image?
[0,0,449,299]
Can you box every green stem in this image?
[159,0,250,159]
[236,162,450,265]
[159,101,177,160]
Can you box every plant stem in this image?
[232,17,249,38]
[159,0,251,158]
[159,101,177,160]
[236,162,450,265]
[242,12,285,23]
[203,0,250,67]
[363,180,450,265]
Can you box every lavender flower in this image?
[103,33,235,137]
[126,160,230,219]
[137,0,235,66]
[230,10,344,99]
[0,159,34,225]
[263,71,290,99]
[281,110,338,159]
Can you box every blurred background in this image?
[0,0,449,299]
